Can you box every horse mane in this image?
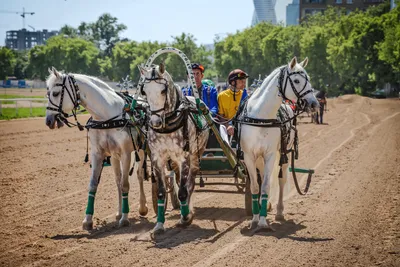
[46,72,116,93]
[251,62,308,97]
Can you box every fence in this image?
[0,98,48,116]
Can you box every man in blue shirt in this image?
[182,63,218,116]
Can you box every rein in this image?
[47,74,85,131]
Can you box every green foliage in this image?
[164,33,212,81]
[0,47,15,80]
[15,4,398,98]
[26,36,100,80]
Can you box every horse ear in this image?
[52,67,61,78]
[299,57,309,68]
[289,57,297,70]
[48,67,52,75]
[159,62,165,74]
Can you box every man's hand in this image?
[227,125,234,136]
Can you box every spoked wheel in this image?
[235,175,246,193]
[244,169,262,216]
[151,182,168,215]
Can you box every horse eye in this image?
[52,91,60,97]
[161,88,167,95]
[294,79,300,84]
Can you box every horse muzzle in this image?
[150,115,163,129]
[45,115,65,129]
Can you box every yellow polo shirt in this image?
[217,89,244,120]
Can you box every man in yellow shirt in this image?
[217,69,249,139]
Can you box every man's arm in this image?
[209,87,219,116]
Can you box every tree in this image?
[26,36,100,80]
[90,13,127,57]
[13,50,29,79]
[164,33,212,81]
[59,25,78,37]
[0,47,15,80]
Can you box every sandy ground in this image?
[0,95,399,267]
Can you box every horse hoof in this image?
[177,213,193,227]
[82,221,93,230]
[119,219,130,227]
[248,220,259,229]
[139,206,148,217]
[115,214,122,221]
[152,223,165,235]
[275,214,285,221]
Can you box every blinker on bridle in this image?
[47,74,84,131]
[278,66,313,109]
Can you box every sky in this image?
[0,0,293,46]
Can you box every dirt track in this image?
[0,95,399,267]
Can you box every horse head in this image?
[45,67,80,129]
[139,63,180,129]
[280,57,319,111]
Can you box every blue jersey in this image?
[182,84,218,115]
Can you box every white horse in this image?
[45,67,148,230]
[236,57,319,230]
[139,64,209,234]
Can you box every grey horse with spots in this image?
[139,64,209,234]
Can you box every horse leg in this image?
[82,154,104,230]
[118,152,131,227]
[177,157,193,227]
[153,162,167,234]
[111,156,122,221]
[244,153,260,229]
[276,161,288,221]
[136,149,148,216]
[258,151,276,230]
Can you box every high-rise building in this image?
[299,0,387,22]
[252,0,277,26]
[5,29,58,50]
[287,0,300,25]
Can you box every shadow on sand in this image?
[240,218,334,243]
[50,217,155,241]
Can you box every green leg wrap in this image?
[85,191,96,215]
[180,200,189,217]
[157,199,165,223]
[122,192,129,214]
[252,194,260,215]
[260,194,269,217]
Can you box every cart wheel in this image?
[152,182,168,215]
[244,169,262,216]
[169,171,180,210]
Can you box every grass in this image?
[0,106,88,120]
[0,107,47,120]
[0,94,46,104]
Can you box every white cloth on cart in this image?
[219,125,230,145]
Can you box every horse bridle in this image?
[278,66,313,109]
[142,67,182,128]
[47,74,84,130]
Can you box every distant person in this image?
[181,63,218,116]
[315,90,327,124]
